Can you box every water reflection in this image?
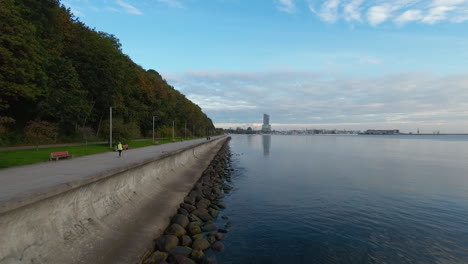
[262,135,271,157]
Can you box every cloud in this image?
[277,0,296,13]
[116,0,142,15]
[164,70,468,132]
[304,0,468,26]
[308,0,341,23]
[367,4,401,26]
[157,0,185,8]
[395,9,423,24]
[344,0,365,22]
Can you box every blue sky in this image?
[62,0,468,133]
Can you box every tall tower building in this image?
[262,114,271,133]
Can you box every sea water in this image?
[218,135,468,264]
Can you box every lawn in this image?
[0,137,200,169]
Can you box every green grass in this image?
[0,137,202,169]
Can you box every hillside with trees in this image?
[0,0,215,146]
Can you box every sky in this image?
[62,0,468,133]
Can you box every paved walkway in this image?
[0,136,223,213]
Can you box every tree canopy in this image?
[0,0,215,145]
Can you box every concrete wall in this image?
[0,137,228,264]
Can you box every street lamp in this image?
[152,116,156,144]
[172,120,175,141]
[109,106,114,148]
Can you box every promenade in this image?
[0,136,221,213]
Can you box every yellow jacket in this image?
[117,143,123,150]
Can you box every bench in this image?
[114,144,129,151]
[50,151,73,161]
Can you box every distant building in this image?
[364,129,400,135]
[262,114,271,133]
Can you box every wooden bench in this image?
[50,151,73,161]
[114,144,129,151]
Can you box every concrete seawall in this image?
[0,136,229,264]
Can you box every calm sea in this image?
[217,135,468,264]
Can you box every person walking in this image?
[117,142,123,157]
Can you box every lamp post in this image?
[152,116,155,144]
[109,106,113,148]
[172,120,175,141]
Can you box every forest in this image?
[0,0,216,146]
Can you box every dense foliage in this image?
[0,0,215,145]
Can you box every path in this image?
[0,136,223,213]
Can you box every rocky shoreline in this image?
[142,138,233,264]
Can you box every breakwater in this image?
[141,139,233,264]
[0,136,229,264]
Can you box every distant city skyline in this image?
[63,0,468,133]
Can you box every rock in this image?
[144,251,168,264]
[190,250,204,261]
[224,222,233,229]
[180,203,196,212]
[209,204,219,210]
[215,233,224,240]
[202,223,217,232]
[167,255,196,264]
[187,222,202,235]
[211,241,225,252]
[208,208,219,218]
[196,198,211,209]
[221,216,229,220]
[191,234,204,240]
[202,255,218,264]
[222,185,233,191]
[218,229,228,233]
[171,214,189,228]
[189,214,203,223]
[184,196,196,205]
[168,246,192,257]
[207,235,216,244]
[212,201,226,209]
[198,213,214,222]
[165,224,186,237]
[178,208,189,216]
[192,238,210,251]
[191,208,208,217]
[180,235,192,247]
[155,235,179,252]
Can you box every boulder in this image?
[171,214,189,228]
[155,235,179,252]
[189,214,203,223]
[178,208,189,216]
[207,235,216,244]
[184,196,196,205]
[168,246,192,258]
[212,201,226,209]
[211,241,225,252]
[165,224,186,237]
[192,238,210,251]
[143,251,168,264]
[202,223,217,232]
[191,234,204,240]
[167,255,196,264]
[198,213,213,222]
[180,203,196,212]
[202,255,218,264]
[190,250,204,262]
[208,208,219,218]
[180,235,192,247]
[214,233,224,240]
[187,222,201,236]
[191,208,208,217]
